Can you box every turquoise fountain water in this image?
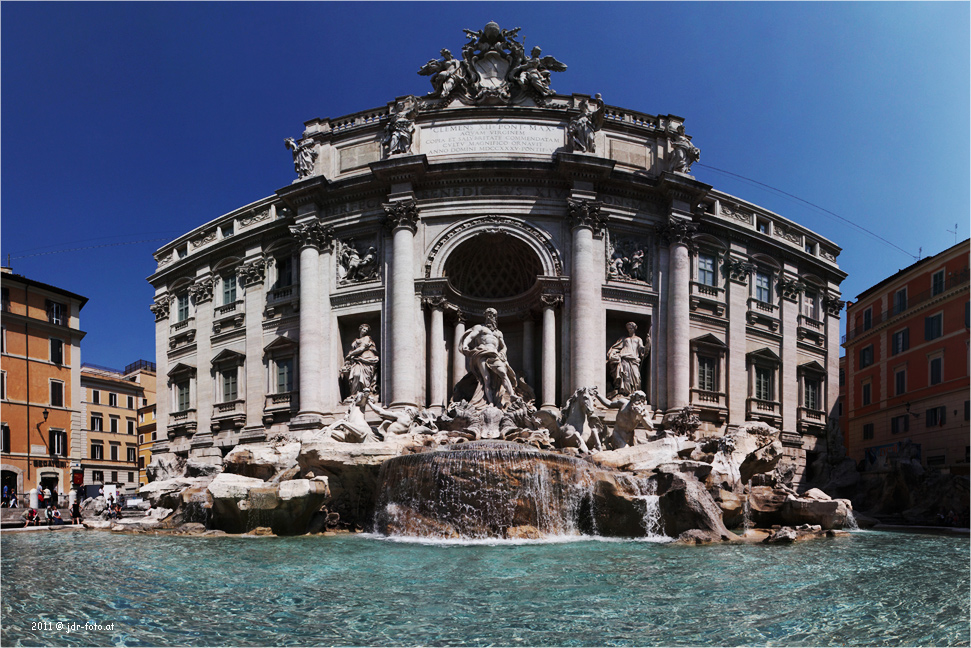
[2,529,967,646]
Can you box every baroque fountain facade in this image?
[140,23,852,540]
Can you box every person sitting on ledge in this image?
[23,508,39,526]
[49,507,64,525]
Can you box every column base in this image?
[289,412,327,430]
[389,400,419,410]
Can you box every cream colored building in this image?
[148,24,846,485]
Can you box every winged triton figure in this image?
[511,46,567,97]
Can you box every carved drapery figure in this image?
[459,307,521,408]
[368,400,437,436]
[569,94,605,153]
[607,236,649,282]
[418,49,466,100]
[337,240,378,284]
[418,23,566,106]
[593,390,653,450]
[284,137,317,179]
[327,389,381,443]
[669,125,700,174]
[607,322,648,397]
[510,46,566,98]
[340,324,379,397]
[384,96,421,155]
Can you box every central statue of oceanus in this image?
[459,308,523,408]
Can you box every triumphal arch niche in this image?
[149,22,845,482]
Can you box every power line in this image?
[8,238,172,260]
[695,162,918,260]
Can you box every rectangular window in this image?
[755,272,771,303]
[127,395,134,409]
[862,383,871,406]
[92,390,100,404]
[276,257,293,288]
[863,423,874,440]
[177,293,189,322]
[128,471,135,483]
[176,381,190,412]
[932,269,945,296]
[929,357,942,385]
[891,415,909,435]
[757,219,769,234]
[804,241,815,255]
[111,471,118,483]
[127,420,135,435]
[859,346,874,369]
[925,313,943,341]
[697,356,717,392]
[49,430,67,457]
[109,393,117,407]
[47,300,66,325]
[926,406,946,427]
[50,338,64,365]
[804,379,820,411]
[92,470,104,483]
[895,369,906,396]
[110,445,118,462]
[755,367,773,401]
[698,254,716,287]
[127,447,136,463]
[1,423,10,453]
[893,288,907,315]
[223,275,237,305]
[891,328,910,355]
[837,398,843,417]
[839,368,845,387]
[803,291,818,320]
[223,368,238,402]
[90,414,103,431]
[91,443,104,460]
[277,358,294,394]
[221,223,234,238]
[110,417,119,434]
[1,371,5,400]
[50,381,64,408]
[863,308,872,331]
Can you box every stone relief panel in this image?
[606,233,651,284]
[336,238,380,284]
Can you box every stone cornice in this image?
[369,155,429,185]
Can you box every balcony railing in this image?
[845,267,968,342]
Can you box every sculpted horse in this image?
[544,387,607,454]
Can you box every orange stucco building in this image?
[1,266,88,502]
[842,239,969,474]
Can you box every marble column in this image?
[521,313,535,386]
[317,242,338,412]
[664,219,696,412]
[426,298,446,412]
[452,313,466,389]
[541,295,561,409]
[568,199,605,392]
[780,275,801,434]
[238,258,267,429]
[188,275,215,439]
[385,200,420,408]
[289,220,331,425]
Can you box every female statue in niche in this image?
[606,322,648,397]
[341,324,379,398]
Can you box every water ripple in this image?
[1,530,968,646]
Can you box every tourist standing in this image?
[71,498,82,524]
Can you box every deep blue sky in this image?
[2,2,968,370]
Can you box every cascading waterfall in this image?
[627,477,666,539]
[374,441,606,539]
[742,479,753,533]
[845,509,860,531]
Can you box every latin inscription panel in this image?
[421,123,565,156]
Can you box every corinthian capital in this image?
[289,220,334,250]
[150,298,171,322]
[383,199,420,233]
[566,198,606,233]
[657,218,698,246]
[237,258,267,287]
[188,277,215,304]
